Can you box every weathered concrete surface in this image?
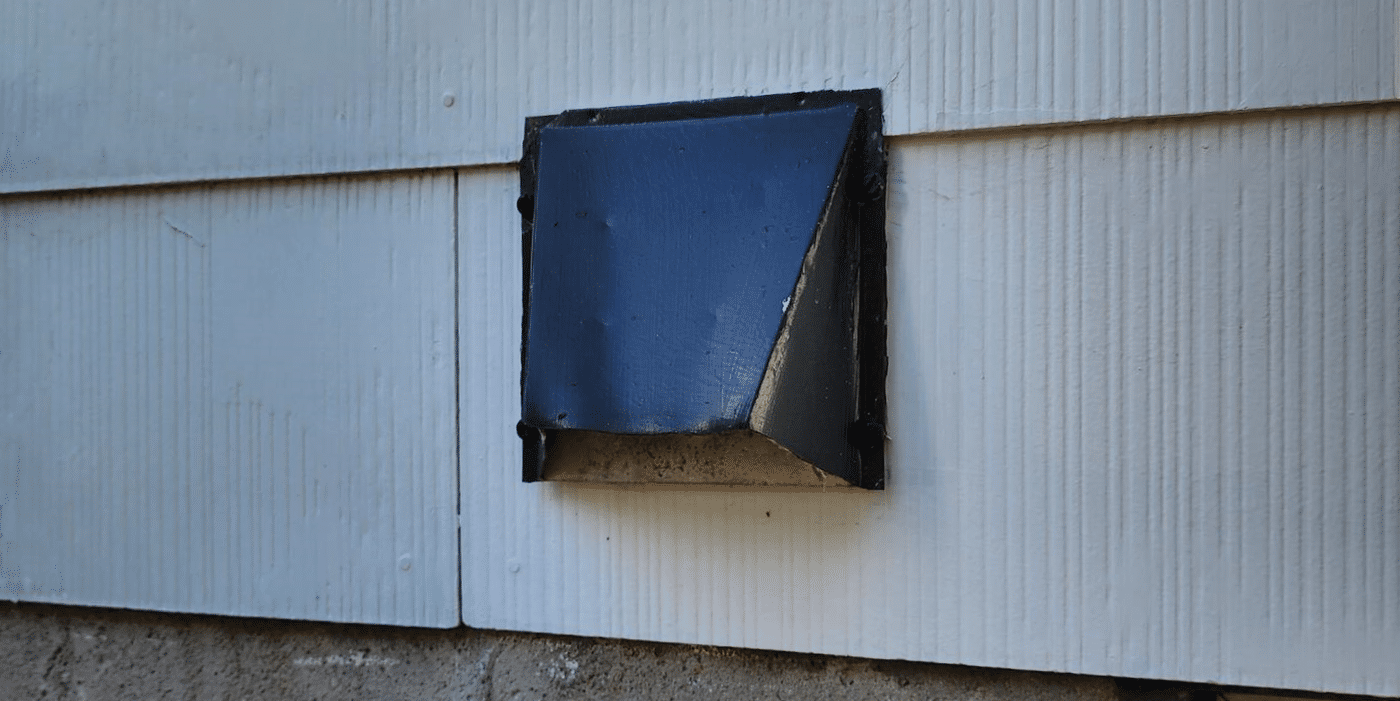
[0,602,1119,700]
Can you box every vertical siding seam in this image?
[453,169,463,624]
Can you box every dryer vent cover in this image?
[518,90,886,489]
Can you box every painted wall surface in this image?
[459,107,1400,696]
[2,0,1396,193]
[2,0,1398,696]
[0,173,459,627]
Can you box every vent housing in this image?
[518,89,886,489]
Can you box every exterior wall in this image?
[2,0,1398,697]
[1,174,459,627]
[1,1,1395,194]
[459,107,1400,696]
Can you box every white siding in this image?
[458,106,1400,696]
[2,0,1395,194]
[0,172,459,627]
[3,0,1398,693]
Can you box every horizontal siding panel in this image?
[458,105,1400,695]
[0,173,459,627]
[2,0,1396,193]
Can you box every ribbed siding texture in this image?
[459,106,1400,695]
[457,167,525,629]
[0,173,459,626]
[3,0,1396,193]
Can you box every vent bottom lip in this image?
[540,429,856,489]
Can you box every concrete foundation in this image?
[0,602,1120,700]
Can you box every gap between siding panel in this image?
[2,103,1395,201]
[0,165,497,201]
[453,167,464,626]
[884,99,1400,145]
